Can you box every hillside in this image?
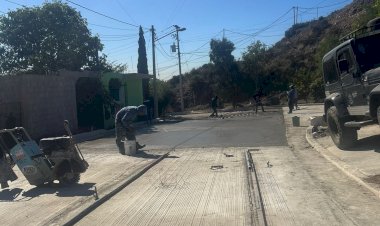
[165,0,378,111]
[265,0,375,100]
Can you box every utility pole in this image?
[174,25,186,112]
[293,6,299,25]
[316,7,319,19]
[151,25,158,118]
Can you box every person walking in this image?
[210,96,219,117]
[253,89,265,113]
[287,85,296,114]
[115,105,147,154]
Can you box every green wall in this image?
[125,75,143,106]
[101,72,144,129]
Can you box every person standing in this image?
[287,85,296,114]
[210,96,218,117]
[253,89,265,113]
[115,105,147,154]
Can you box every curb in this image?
[305,126,380,198]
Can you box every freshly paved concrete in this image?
[75,106,380,226]
[138,109,287,149]
[2,105,380,225]
[0,108,287,225]
[77,148,251,226]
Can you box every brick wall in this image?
[0,70,98,139]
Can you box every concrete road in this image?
[2,107,380,225]
[138,109,287,149]
[76,107,380,226]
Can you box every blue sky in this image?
[1,0,352,80]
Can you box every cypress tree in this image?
[137,26,149,99]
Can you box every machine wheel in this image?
[327,106,357,149]
[59,173,80,185]
[377,106,380,125]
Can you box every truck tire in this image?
[377,106,380,125]
[327,106,357,149]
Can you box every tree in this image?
[137,26,148,74]
[209,38,243,107]
[0,2,103,74]
[137,26,149,99]
[242,41,268,95]
[209,38,235,66]
[149,79,175,115]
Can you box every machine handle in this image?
[63,120,86,162]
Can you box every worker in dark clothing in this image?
[253,89,265,113]
[287,85,296,114]
[115,105,147,154]
[210,96,218,117]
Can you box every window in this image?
[323,57,339,84]
[337,48,354,74]
[109,78,122,101]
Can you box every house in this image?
[0,71,152,139]
[100,72,153,129]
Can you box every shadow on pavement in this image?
[22,182,96,199]
[0,188,23,202]
[138,126,161,135]
[345,134,380,152]
[134,150,179,159]
[133,150,164,159]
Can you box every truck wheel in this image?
[327,106,357,149]
[59,173,80,185]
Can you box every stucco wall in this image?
[0,71,98,139]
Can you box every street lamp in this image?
[174,25,186,112]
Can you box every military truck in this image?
[323,17,380,149]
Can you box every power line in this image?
[157,40,175,59]
[88,23,136,31]
[158,63,178,72]
[299,0,351,10]
[164,0,187,28]
[116,0,138,25]
[98,33,137,37]
[4,0,25,7]
[101,37,137,42]
[65,0,139,28]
